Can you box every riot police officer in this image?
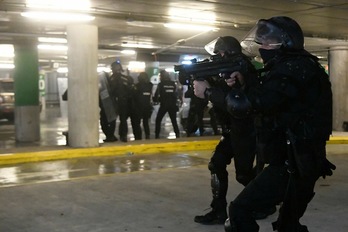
[109,61,139,142]
[99,71,118,142]
[184,86,208,137]
[154,70,180,139]
[134,72,153,139]
[193,36,269,225]
[224,16,335,232]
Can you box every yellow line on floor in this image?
[0,137,347,166]
[0,140,220,165]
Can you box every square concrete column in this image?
[329,46,348,131]
[14,39,40,142]
[67,24,99,147]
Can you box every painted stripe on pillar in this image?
[14,43,39,106]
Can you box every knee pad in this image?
[211,173,220,198]
[209,161,222,198]
[208,161,216,172]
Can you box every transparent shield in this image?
[241,25,261,57]
[204,38,219,55]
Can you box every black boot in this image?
[194,200,227,225]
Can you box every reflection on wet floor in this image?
[0,151,210,188]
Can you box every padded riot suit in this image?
[224,16,336,232]
[194,36,262,225]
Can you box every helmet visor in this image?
[241,20,284,57]
[204,38,219,55]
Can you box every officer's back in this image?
[154,71,177,106]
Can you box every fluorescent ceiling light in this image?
[128,61,145,72]
[26,0,91,11]
[121,50,136,55]
[21,12,95,22]
[38,37,67,43]
[58,66,113,73]
[0,44,14,58]
[126,21,154,28]
[168,8,216,24]
[38,44,68,51]
[164,23,217,31]
[57,67,68,73]
[121,43,155,49]
[0,63,15,69]
[97,67,111,73]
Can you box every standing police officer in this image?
[134,72,153,139]
[224,16,335,232]
[109,61,137,142]
[184,85,208,137]
[193,36,268,225]
[154,70,180,139]
[99,71,118,142]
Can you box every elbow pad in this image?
[225,88,252,118]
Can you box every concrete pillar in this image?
[329,46,348,131]
[13,39,40,142]
[67,24,99,147]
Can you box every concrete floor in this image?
[0,105,347,232]
[0,145,347,232]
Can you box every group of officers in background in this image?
[99,61,153,142]
[98,62,183,142]
[99,60,223,142]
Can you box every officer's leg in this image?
[168,107,180,138]
[143,111,151,139]
[130,113,142,140]
[225,165,288,232]
[196,108,205,136]
[155,106,165,138]
[100,107,109,136]
[194,134,233,224]
[186,106,196,136]
[118,110,128,142]
[272,174,316,232]
[209,108,219,135]
[232,137,256,186]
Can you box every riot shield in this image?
[99,72,117,122]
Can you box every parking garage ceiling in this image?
[1,0,348,69]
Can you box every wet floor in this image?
[0,104,217,151]
[0,151,212,188]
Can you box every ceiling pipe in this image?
[151,30,216,56]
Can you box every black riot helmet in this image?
[111,61,124,73]
[241,16,304,56]
[205,36,242,55]
[256,16,304,50]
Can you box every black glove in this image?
[321,158,336,179]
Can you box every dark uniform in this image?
[194,37,263,225]
[154,70,180,139]
[109,62,141,142]
[133,72,153,139]
[225,16,335,232]
[99,72,118,142]
[184,87,208,136]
